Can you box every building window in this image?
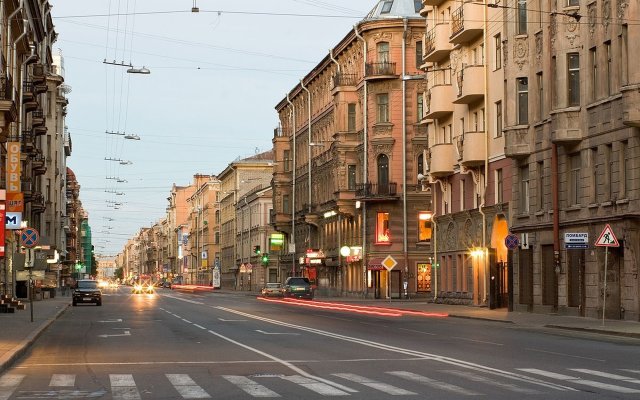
[495,101,502,137]
[283,150,291,172]
[348,164,357,190]
[417,153,424,178]
[537,161,544,209]
[619,141,628,198]
[414,0,422,13]
[520,165,530,213]
[590,147,599,203]
[377,93,389,123]
[377,154,390,190]
[347,103,356,131]
[605,144,613,200]
[621,25,628,85]
[377,41,390,63]
[517,78,529,125]
[494,34,502,70]
[569,153,581,206]
[376,212,391,243]
[381,1,394,14]
[460,179,466,211]
[568,53,580,106]
[418,211,432,243]
[605,41,612,96]
[283,194,290,214]
[416,41,423,68]
[517,0,527,35]
[567,0,579,6]
[590,47,598,101]
[495,168,503,204]
[417,93,424,122]
[537,72,544,121]
[214,231,220,244]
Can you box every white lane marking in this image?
[0,374,25,400]
[451,337,504,346]
[110,374,142,400]
[443,369,541,394]
[518,369,640,394]
[332,373,415,395]
[525,348,605,362]
[255,330,300,335]
[215,306,575,392]
[282,375,350,396]
[222,375,280,397]
[98,319,123,323]
[49,374,75,387]
[570,369,640,385]
[218,318,247,322]
[623,369,640,375]
[397,328,437,336]
[207,329,357,393]
[98,330,131,338]
[182,318,192,323]
[166,374,210,399]
[387,371,481,396]
[159,293,204,305]
[193,324,206,330]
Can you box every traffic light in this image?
[253,245,261,255]
[261,253,269,265]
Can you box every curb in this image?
[0,303,70,375]
[544,324,640,339]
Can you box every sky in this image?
[53,0,380,257]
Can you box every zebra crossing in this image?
[1,367,639,399]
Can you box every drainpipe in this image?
[299,79,312,251]
[18,44,36,143]
[329,48,341,294]
[354,25,368,297]
[329,49,340,74]
[7,0,24,94]
[402,18,408,293]
[286,94,296,276]
[479,0,490,306]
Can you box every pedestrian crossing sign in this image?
[595,224,619,247]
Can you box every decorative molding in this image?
[565,15,580,47]
[603,0,611,34]
[535,31,543,66]
[513,37,528,71]
[549,13,557,50]
[618,0,629,20]
[502,39,508,64]
[372,32,393,42]
[373,123,393,136]
[588,2,597,39]
[372,143,393,157]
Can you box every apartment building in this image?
[274,0,430,298]
[503,0,640,320]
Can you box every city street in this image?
[1,287,639,399]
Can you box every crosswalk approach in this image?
[1,368,639,399]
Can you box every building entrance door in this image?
[490,261,508,309]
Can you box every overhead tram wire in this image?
[54,9,364,20]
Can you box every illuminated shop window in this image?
[376,212,390,243]
[418,212,432,243]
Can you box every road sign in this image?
[505,234,520,250]
[564,232,589,249]
[20,227,39,248]
[595,224,619,247]
[382,255,397,271]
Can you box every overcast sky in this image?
[53,0,379,257]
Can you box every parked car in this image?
[72,279,102,306]
[261,282,283,297]
[162,281,172,289]
[283,277,313,300]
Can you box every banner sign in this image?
[6,142,21,193]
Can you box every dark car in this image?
[72,280,102,306]
[283,277,313,300]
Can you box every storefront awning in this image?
[367,258,385,270]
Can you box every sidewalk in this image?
[0,294,70,374]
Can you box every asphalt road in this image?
[1,286,639,399]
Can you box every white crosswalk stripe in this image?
[222,375,280,397]
[281,375,350,396]
[570,369,640,385]
[518,368,640,394]
[333,373,415,395]
[110,374,142,400]
[0,374,25,400]
[387,371,481,396]
[49,374,75,387]
[443,369,541,394]
[166,374,211,399]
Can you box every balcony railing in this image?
[0,75,14,101]
[355,182,398,197]
[332,73,358,89]
[365,62,397,79]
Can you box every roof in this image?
[363,0,422,21]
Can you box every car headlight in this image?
[134,284,143,291]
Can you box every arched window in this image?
[377,154,389,194]
[215,210,220,224]
[417,153,424,181]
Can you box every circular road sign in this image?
[505,234,520,250]
[21,227,40,248]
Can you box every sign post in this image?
[382,255,397,303]
[595,224,619,326]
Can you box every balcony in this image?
[425,84,453,119]
[0,75,17,129]
[355,182,399,201]
[31,193,45,213]
[550,108,582,143]
[364,62,397,81]
[429,143,455,177]
[460,131,486,167]
[504,126,531,159]
[450,1,484,45]
[32,64,46,85]
[622,86,640,127]
[332,73,358,90]
[32,154,46,175]
[424,24,453,62]
[453,65,485,104]
[22,179,32,198]
[22,82,38,112]
[32,109,45,126]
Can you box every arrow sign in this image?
[595,224,619,247]
[98,330,130,338]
